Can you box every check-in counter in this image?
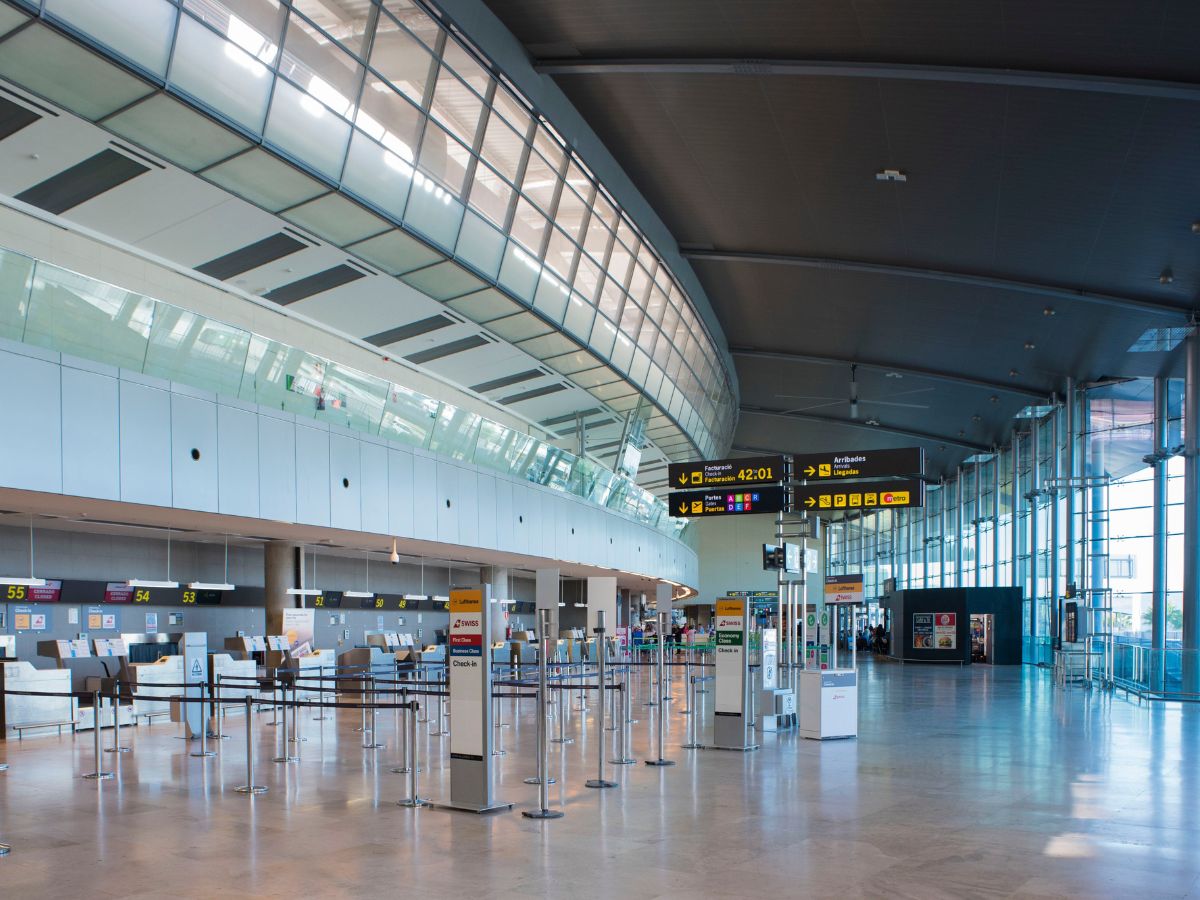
[280,649,337,700]
[1,660,75,736]
[416,644,445,667]
[210,653,257,714]
[0,635,15,659]
[128,655,184,721]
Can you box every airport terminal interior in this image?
[0,1,1198,896]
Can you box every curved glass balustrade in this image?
[0,245,692,541]
[11,0,737,460]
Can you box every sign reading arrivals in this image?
[669,455,785,489]
[793,447,924,481]
[795,478,925,511]
[671,485,787,518]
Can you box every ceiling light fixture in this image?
[1009,369,1020,377]
[344,591,374,598]
[1160,268,1174,284]
[971,414,982,423]
[187,582,235,591]
[1024,341,1036,350]
[1192,222,1200,234]
[885,372,903,379]
[129,579,181,589]
[0,576,47,587]
[990,395,1000,404]
[875,168,907,183]
[285,588,322,597]
[1043,306,1055,316]
[865,417,881,426]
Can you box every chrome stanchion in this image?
[390,689,421,775]
[104,680,129,754]
[362,675,384,750]
[190,684,216,758]
[524,609,563,816]
[234,696,268,794]
[397,701,428,808]
[681,673,703,750]
[267,677,279,727]
[551,682,574,744]
[681,656,693,715]
[210,674,229,741]
[312,666,330,720]
[0,759,7,854]
[610,680,636,765]
[605,665,619,731]
[430,669,446,736]
[586,611,616,790]
[493,692,506,757]
[83,691,115,779]
[273,689,298,763]
[645,612,674,767]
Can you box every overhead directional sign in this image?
[669,454,785,490]
[793,447,924,481]
[672,485,787,518]
[794,479,925,511]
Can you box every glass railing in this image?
[1111,642,1200,702]
[0,245,692,542]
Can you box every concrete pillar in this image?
[480,566,509,636]
[1152,376,1168,655]
[264,541,299,635]
[586,576,617,636]
[535,568,560,640]
[1183,332,1200,691]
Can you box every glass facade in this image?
[21,0,736,460]
[0,245,691,540]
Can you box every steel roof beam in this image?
[534,57,1200,103]
[683,249,1191,320]
[731,347,1047,399]
[739,405,992,452]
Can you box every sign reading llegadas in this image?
[793,447,923,481]
[669,454,784,489]
[795,478,924,511]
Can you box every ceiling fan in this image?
[774,364,934,420]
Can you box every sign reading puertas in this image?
[671,485,787,518]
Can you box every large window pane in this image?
[417,121,470,195]
[544,226,577,280]
[342,130,412,219]
[369,13,434,106]
[290,0,373,58]
[381,1,440,50]
[583,216,612,263]
[379,385,438,448]
[573,252,601,304]
[278,11,363,118]
[355,74,421,163]
[428,404,481,460]
[510,196,548,255]
[431,65,483,145]
[468,160,513,227]
[265,77,351,178]
[171,12,273,132]
[47,0,176,75]
[320,362,387,433]
[143,305,249,395]
[521,150,559,213]
[442,38,490,95]
[480,112,525,182]
[0,249,33,341]
[554,184,588,239]
[473,419,537,474]
[491,88,532,137]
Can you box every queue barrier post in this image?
[0,758,7,855]
[524,608,563,818]
[645,611,675,767]
[83,690,115,779]
[273,686,298,763]
[362,676,384,750]
[312,666,330,721]
[105,680,129,754]
[397,701,428,808]
[190,683,216,759]
[211,674,229,741]
[681,673,703,750]
[390,689,421,775]
[585,611,617,790]
[610,679,635,765]
[234,695,268,795]
[288,682,306,745]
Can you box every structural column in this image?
[992,451,1001,588]
[1012,432,1022,598]
[1151,376,1169,658]
[954,469,964,588]
[921,498,929,589]
[1183,333,1200,692]
[1030,415,1042,645]
[264,541,299,636]
[938,481,947,588]
[1065,378,1078,596]
[1050,400,1062,644]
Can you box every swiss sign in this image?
[793,447,924,481]
[669,455,785,490]
[671,485,787,518]
[794,478,924,511]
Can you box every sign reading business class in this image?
[793,447,924,481]
[668,455,785,489]
[671,485,787,518]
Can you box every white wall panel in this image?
[119,379,171,506]
[387,448,414,537]
[328,432,362,531]
[258,415,296,522]
[61,366,119,500]
[435,462,459,545]
[0,351,62,494]
[493,478,514,553]
[295,425,330,526]
[359,441,388,534]
[217,404,259,518]
[458,468,478,549]
[475,473,496,549]
[170,393,218,512]
[411,454,436,541]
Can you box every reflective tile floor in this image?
[1,660,1198,899]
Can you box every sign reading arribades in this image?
[793,447,923,481]
[449,588,485,762]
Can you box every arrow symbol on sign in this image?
[804,496,816,508]
[804,466,816,477]
[678,502,688,515]
[678,473,688,485]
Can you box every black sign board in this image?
[793,447,924,481]
[671,485,787,518]
[669,454,785,490]
[794,479,925,511]
[313,591,343,609]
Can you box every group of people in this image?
[858,624,889,655]
[631,619,707,653]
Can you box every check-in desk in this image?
[279,649,336,700]
[128,654,184,722]
[210,652,257,716]
[0,635,15,659]
[1,660,75,737]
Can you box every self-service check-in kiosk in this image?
[711,598,758,751]
[798,599,859,740]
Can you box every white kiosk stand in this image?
[710,598,758,751]
[798,599,859,740]
[436,584,512,813]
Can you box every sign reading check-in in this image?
[669,455,785,489]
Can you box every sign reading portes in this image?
[795,478,924,511]
[671,485,787,518]
[793,447,924,481]
[669,454,785,489]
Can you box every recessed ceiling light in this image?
[865,417,880,426]
[1192,222,1200,234]
[885,372,903,379]
[1024,341,1036,350]
[1043,306,1055,316]
[990,395,1000,404]
[1009,369,1020,377]
[971,414,982,423]
[958,430,966,437]
[875,168,907,183]
[1160,268,1174,284]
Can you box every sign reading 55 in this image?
[6,585,25,600]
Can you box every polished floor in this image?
[1,660,1198,899]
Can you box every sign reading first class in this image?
[669,455,785,489]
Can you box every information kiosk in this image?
[798,599,859,740]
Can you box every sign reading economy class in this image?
[793,447,924,481]
[669,455,785,489]
[671,485,787,518]
[795,478,924,511]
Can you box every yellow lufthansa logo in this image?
[449,588,483,613]
[715,599,745,616]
